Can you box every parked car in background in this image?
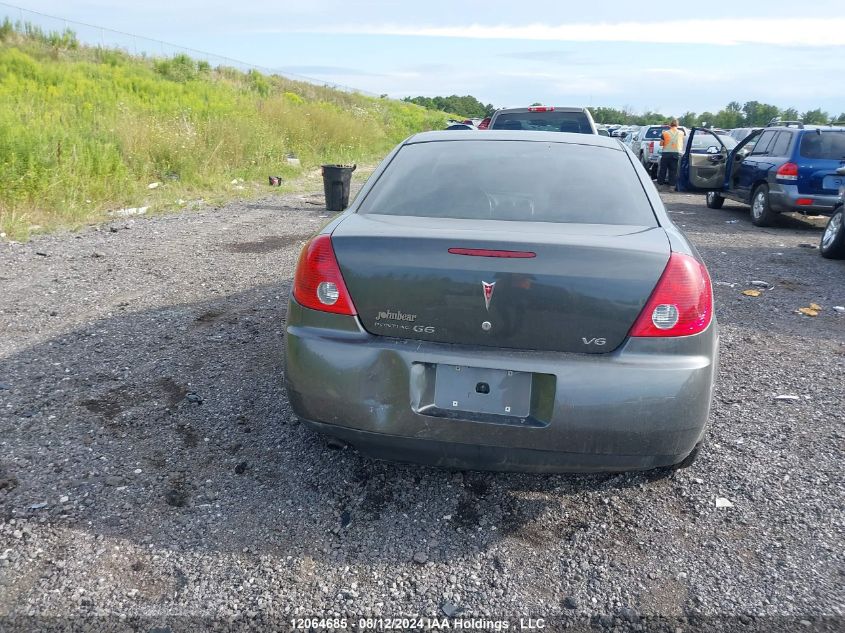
[488,106,597,134]
[285,130,716,472]
[820,166,845,258]
[679,126,845,226]
[729,127,762,142]
[636,125,670,175]
[690,132,737,154]
[446,123,476,130]
[620,126,641,150]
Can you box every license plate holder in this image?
[822,175,843,192]
[433,365,531,417]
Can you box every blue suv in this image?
[678,125,845,226]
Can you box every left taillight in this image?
[629,253,713,338]
[776,162,798,181]
[292,235,357,315]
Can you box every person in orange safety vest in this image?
[657,119,685,188]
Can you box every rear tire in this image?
[750,184,776,227]
[706,191,725,209]
[648,163,658,179]
[820,207,845,259]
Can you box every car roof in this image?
[405,130,621,149]
[765,126,845,132]
[493,106,589,114]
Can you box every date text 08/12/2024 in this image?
[290,616,548,630]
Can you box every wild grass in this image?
[0,21,449,240]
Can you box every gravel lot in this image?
[0,184,843,632]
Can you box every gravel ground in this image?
[0,184,843,633]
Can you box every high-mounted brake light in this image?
[776,162,798,181]
[528,106,554,112]
[292,235,357,315]
[448,248,536,258]
[629,253,713,338]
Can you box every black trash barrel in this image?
[321,164,356,211]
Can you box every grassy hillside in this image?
[0,21,449,240]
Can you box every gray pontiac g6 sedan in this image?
[284,131,718,472]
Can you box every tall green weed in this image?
[0,24,448,239]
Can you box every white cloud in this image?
[294,18,845,47]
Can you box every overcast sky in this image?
[7,0,845,115]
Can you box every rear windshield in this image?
[644,127,668,139]
[358,140,656,226]
[799,131,845,159]
[491,111,592,134]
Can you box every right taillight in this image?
[776,162,798,181]
[629,253,713,338]
[292,235,357,315]
[648,141,655,152]
[478,118,490,130]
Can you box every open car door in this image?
[677,128,729,192]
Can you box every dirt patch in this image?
[164,477,190,508]
[175,424,199,449]
[0,463,18,492]
[450,494,481,530]
[227,234,311,254]
[361,487,394,520]
[775,278,809,291]
[81,378,187,420]
[195,310,225,323]
[157,377,188,408]
[80,385,132,420]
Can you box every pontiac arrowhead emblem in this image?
[482,281,496,311]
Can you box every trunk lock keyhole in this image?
[476,382,490,395]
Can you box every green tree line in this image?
[409,94,845,127]
[588,101,844,127]
[403,95,495,118]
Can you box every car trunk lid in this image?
[330,214,670,354]
[797,131,845,195]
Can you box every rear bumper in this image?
[768,183,840,215]
[284,300,718,473]
[300,420,689,473]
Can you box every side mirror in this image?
[706,146,720,154]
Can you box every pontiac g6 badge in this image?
[482,281,496,310]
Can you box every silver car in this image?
[285,131,718,472]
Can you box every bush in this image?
[153,53,198,82]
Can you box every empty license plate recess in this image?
[822,175,842,192]
[433,365,532,417]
